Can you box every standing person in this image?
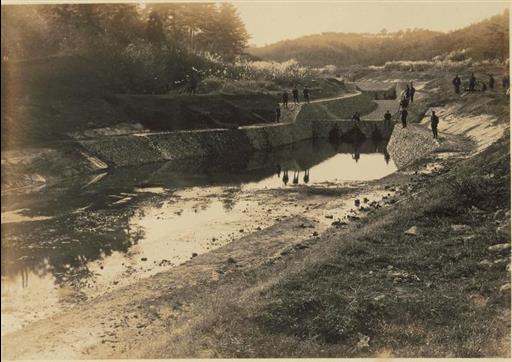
[405,84,411,100]
[282,91,289,109]
[400,96,409,110]
[430,110,439,139]
[384,110,392,126]
[489,74,495,90]
[303,86,310,104]
[292,86,300,104]
[503,75,510,90]
[410,82,416,102]
[275,104,281,122]
[452,74,462,94]
[400,108,408,128]
[469,73,476,92]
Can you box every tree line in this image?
[249,10,509,67]
[1,3,250,93]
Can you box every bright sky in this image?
[234,1,510,46]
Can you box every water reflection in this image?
[1,138,396,335]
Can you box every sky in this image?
[234,1,510,46]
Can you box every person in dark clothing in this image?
[352,112,361,123]
[430,110,439,139]
[282,91,289,109]
[303,87,310,104]
[410,82,416,102]
[384,110,392,126]
[469,73,476,92]
[401,109,408,128]
[292,86,300,104]
[282,170,289,185]
[405,85,411,100]
[503,75,510,90]
[489,74,495,90]
[453,74,461,94]
[400,97,409,110]
[275,105,281,122]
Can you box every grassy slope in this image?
[165,136,510,357]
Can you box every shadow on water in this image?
[1,138,396,334]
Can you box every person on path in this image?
[384,110,392,126]
[401,108,408,128]
[275,105,281,122]
[292,86,300,104]
[303,86,310,104]
[469,73,477,92]
[489,74,495,90]
[430,110,439,139]
[410,82,416,102]
[282,91,289,109]
[452,74,461,94]
[352,112,361,124]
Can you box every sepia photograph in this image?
[1,0,511,359]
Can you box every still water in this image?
[1,139,396,335]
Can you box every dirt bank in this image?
[2,69,509,359]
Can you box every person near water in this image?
[405,84,411,100]
[430,110,439,139]
[489,74,495,90]
[303,169,310,184]
[410,82,416,102]
[469,73,477,92]
[400,108,408,128]
[303,86,310,104]
[282,91,289,109]
[352,112,361,124]
[292,86,300,104]
[384,110,392,126]
[275,104,281,122]
[452,74,462,94]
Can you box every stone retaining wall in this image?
[386,124,439,169]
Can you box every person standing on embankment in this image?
[275,104,281,122]
[452,74,461,94]
[430,110,439,139]
[292,86,300,104]
[282,91,289,109]
[303,86,310,104]
[400,108,408,128]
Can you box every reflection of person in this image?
[21,267,29,288]
[384,150,391,164]
[293,171,299,185]
[352,144,361,163]
[303,169,310,184]
[282,170,289,185]
[276,164,281,177]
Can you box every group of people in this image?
[452,73,510,94]
[276,86,310,122]
[276,166,310,185]
[380,81,439,139]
